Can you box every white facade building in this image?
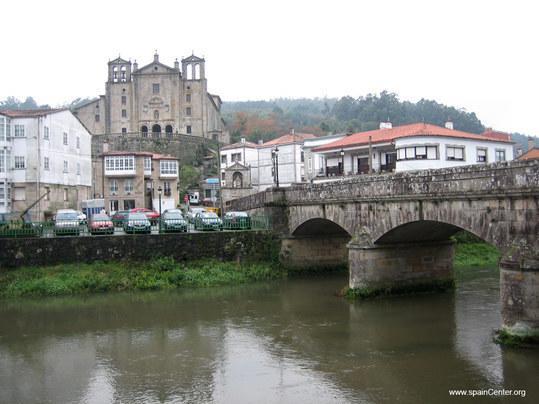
[303,133,346,181]
[220,139,259,187]
[0,109,92,219]
[313,122,514,177]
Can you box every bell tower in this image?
[108,56,132,83]
[181,54,205,80]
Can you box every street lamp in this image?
[340,148,345,176]
[157,185,162,232]
[271,147,280,188]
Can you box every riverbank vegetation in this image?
[0,258,284,298]
[452,231,501,269]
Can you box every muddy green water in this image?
[1,268,537,403]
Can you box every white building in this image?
[219,132,316,192]
[312,122,514,176]
[303,133,346,181]
[0,109,92,220]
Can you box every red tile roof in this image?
[313,123,513,152]
[263,133,316,146]
[0,108,67,117]
[518,148,539,161]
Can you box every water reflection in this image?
[1,271,538,403]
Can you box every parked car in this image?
[123,212,152,234]
[194,211,222,231]
[0,214,42,238]
[76,210,87,225]
[130,207,160,224]
[54,209,81,236]
[187,207,207,223]
[222,211,251,230]
[112,210,129,226]
[161,211,188,233]
[88,213,114,235]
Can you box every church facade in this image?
[73,52,228,143]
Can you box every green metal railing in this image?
[0,215,271,238]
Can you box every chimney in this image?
[133,60,138,71]
[445,121,454,130]
[528,136,535,151]
[258,139,263,145]
[241,137,246,144]
[516,147,523,157]
[379,122,392,129]
[174,58,179,70]
[290,128,295,135]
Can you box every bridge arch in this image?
[292,218,352,238]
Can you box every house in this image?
[0,109,92,220]
[312,122,514,175]
[517,137,539,161]
[302,133,346,181]
[220,138,259,187]
[94,151,179,213]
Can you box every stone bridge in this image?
[227,160,539,341]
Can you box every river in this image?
[1,267,537,403]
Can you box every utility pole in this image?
[217,139,224,216]
[368,136,373,174]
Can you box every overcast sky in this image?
[1,0,537,135]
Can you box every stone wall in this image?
[0,231,278,269]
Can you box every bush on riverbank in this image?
[0,259,284,298]
[452,230,500,268]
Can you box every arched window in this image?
[154,110,159,120]
[165,125,173,139]
[232,172,243,188]
[186,64,192,80]
[141,125,148,138]
[194,64,200,80]
[152,124,161,138]
[112,66,118,82]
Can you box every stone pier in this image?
[348,241,455,294]
[280,236,349,271]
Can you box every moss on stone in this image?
[346,279,455,300]
[494,328,539,348]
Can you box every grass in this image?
[0,258,284,298]
[454,242,500,269]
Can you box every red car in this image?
[130,208,160,224]
[88,213,115,235]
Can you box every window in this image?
[123,200,135,210]
[95,114,100,122]
[186,94,191,102]
[122,109,127,118]
[63,132,68,145]
[14,124,25,137]
[160,160,178,175]
[0,182,4,206]
[110,200,119,212]
[221,171,225,180]
[163,181,171,196]
[186,107,191,116]
[124,179,133,193]
[121,95,127,105]
[477,148,487,163]
[186,125,192,134]
[44,157,50,170]
[308,157,312,170]
[76,136,80,149]
[495,149,506,162]
[0,150,5,172]
[63,160,68,173]
[396,145,438,161]
[104,155,135,171]
[301,151,304,163]
[14,156,25,169]
[77,162,81,175]
[0,117,5,141]
[14,187,26,201]
[153,83,160,94]
[144,157,152,171]
[231,153,241,162]
[63,188,68,201]
[122,128,127,134]
[446,146,465,161]
[221,155,227,165]
[44,126,49,140]
[141,125,148,137]
[154,110,159,120]
[110,179,118,194]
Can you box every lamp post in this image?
[272,147,280,188]
[157,185,162,233]
[340,148,345,176]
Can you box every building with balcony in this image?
[95,151,179,213]
[312,122,514,176]
[72,52,228,143]
[0,109,92,220]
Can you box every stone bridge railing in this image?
[228,160,539,210]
